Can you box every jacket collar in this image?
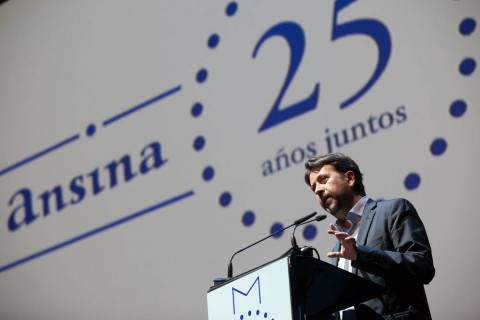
[356,198,377,246]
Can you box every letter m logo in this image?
[231,276,261,315]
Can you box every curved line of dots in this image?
[191,2,243,213]
[193,2,317,241]
[223,2,312,240]
[404,16,476,192]
[458,17,477,77]
[239,309,274,320]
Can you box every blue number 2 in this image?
[332,0,392,109]
[253,22,320,133]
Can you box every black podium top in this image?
[288,254,384,318]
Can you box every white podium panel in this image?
[207,257,293,320]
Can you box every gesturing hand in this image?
[326,223,358,261]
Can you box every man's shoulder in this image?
[370,197,412,208]
[367,198,417,218]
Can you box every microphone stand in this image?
[227,212,317,278]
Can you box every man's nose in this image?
[314,184,324,196]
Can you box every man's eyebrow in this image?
[317,173,327,179]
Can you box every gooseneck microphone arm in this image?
[227,211,317,278]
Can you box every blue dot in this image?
[240,316,244,320]
[208,34,220,49]
[303,225,317,240]
[219,192,232,207]
[242,211,255,226]
[430,138,447,156]
[86,124,96,137]
[193,136,205,151]
[256,310,260,316]
[270,222,284,239]
[202,166,215,181]
[226,2,238,16]
[264,313,268,318]
[248,310,252,316]
[460,17,476,35]
[404,173,421,191]
[191,102,203,117]
[459,58,476,76]
[450,99,467,118]
[196,69,208,83]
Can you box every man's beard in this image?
[325,199,341,219]
[322,193,350,220]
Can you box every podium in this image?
[207,252,383,320]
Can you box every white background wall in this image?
[0,1,479,319]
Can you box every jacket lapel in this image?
[357,199,377,246]
[353,199,377,275]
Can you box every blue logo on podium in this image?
[232,276,261,314]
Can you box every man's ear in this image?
[345,170,355,187]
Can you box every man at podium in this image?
[304,153,435,320]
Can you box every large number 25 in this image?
[254,0,391,132]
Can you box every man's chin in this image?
[324,203,338,215]
[326,206,347,221]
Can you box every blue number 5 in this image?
[253,22,320,133]
[332,0,391,109]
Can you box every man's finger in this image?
[327,252,341,258]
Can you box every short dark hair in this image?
[304,153,366,196]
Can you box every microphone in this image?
[293,211,317,225]
[291,214,327,248]
[227,212,317,278]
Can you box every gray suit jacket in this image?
[332,198,435,319]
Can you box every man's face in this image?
[308,164,355,220]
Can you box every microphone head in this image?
[316,214,327,222]
[294,211,317,225]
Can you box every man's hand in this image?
[326,223,358,261]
